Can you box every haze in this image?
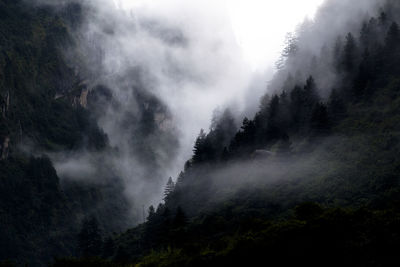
[113,0,324,70]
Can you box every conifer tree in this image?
[163,177,175,202]
[342,33,358,73]
[173,207,187,229]
[147,205,156,222]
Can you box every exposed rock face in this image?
[1,91,9,119]
[79,87,89,108]
[71,80,90,108]
[1,136,10,160]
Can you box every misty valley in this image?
[1,0,400,266]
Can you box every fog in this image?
[30,0,383,224]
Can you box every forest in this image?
[1,0,400,266]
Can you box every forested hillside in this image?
[0,0,132,265]
[54,0,400,266]
[2,0,400,266]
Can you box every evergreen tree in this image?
[276,33,298,69]
[310,103,330,135]
[147,205,156,222]
[333,35,343,71]
[303,76,320,106]
[173,207,187,229]
[163,177,175,202]
[277,90,291,133]
[385,22,400,50]
[208,109,237,160]
[290,85,305,131]
[192,129,207,163]
[354,49,373,97]
[266,95,281,140]
[379,11,388,26]
[342,33,358,73]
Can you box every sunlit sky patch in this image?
[112,0,325,70]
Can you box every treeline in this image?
[91,1,400,265]
[0,1,132,265]
[159,4,400,215]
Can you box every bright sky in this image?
[227,0,325,69]
[113,0,325,70]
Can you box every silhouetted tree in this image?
[290,85,305,131]
[192,129,213,163]
[354,49,373,97]
[173,207,187,229]
[147,205,156,222]
[385,22,400,51]
[342,33,358,73]
[333,35,343,72]
[164,177,175,202]
[276,33,298,69]
[266,95,281,140]
[303,76,320,107]
[310,103,330,135]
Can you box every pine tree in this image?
[290,85,305,131]
[333,35,343,71]
[342,33,358,73]
[266,95,281,139]
[163,177,175,202]
[192,129,207,163]
[354,49,373,97]
[147,205,156,221]
[385,22,400,50]
[303,76,320,106]
[276,33,298,69]
[173,206,187,229]
[208,109,237,160]
[310,103,330,135]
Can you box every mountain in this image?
[0,1,132,265]
[74,0,400,266]
[2,0,400,266]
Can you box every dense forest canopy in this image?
[1,0,400,266]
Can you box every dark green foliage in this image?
[310,102,330,135]
[2,0,400,266]
[51,257,116,267]
[0,156,78,266]
[78,217,103,258]
[110,2,400,266]
[192,129,208,163]
[0,0,106,152]
[0,261,15,267]
[342,33,358,73]
[173,207,187,229]
[327,89,347,124]
[0,1,126,265]
[163,177,175,202]
[294,202,323,221]
[102,237,116,259]
[115,205,400,267]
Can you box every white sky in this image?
[113,0,325,70]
